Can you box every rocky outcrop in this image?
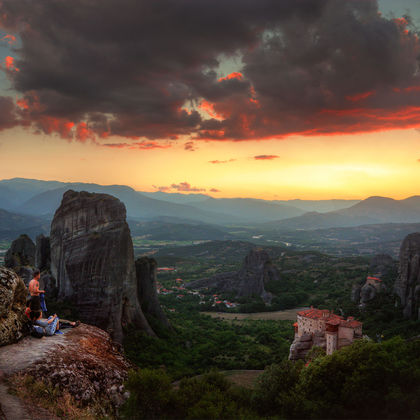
[352,253,395,305]
[35,234,50,272]
[351,284,362,303]
[0,267,28,347]
[0,324,132,417]
[136,257,171,329]
[50,190,155,342]
[4,234,36,270]
[395,232,420,320]
[359,283,378,304]
[369,254,395,279]
[4,235,36,284]
[186,248,277,303]
[289,333,313,360]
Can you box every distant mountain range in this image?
[0,177,359,224]
[263,196,420,230]
[0,178,419,236]
[0,208,49,240]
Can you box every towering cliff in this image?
[50,190,154,342]
[35,234,51,272]
[395,232,420,320]
[135,257,171,329]
[186,248,277,302]
[0,266,28,347]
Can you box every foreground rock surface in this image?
[395,232,420,319]
[50,190,154,342]
[0,266,28,347]
[0,324,132,418]
[187,248,277,303]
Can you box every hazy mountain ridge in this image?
[264,196,420,230]
[0,178,360,224]
[1,178,419,231]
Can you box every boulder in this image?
[35,234,51,271]
[360,283,378,304]
[135,257,171,329]
[4,234,36,271]
[0,266,28,347]
[395,232,420,319]
[186,248,278,303]
[50,190,155,342]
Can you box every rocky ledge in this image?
[0,323,132,418]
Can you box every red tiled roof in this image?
[297,308,341,322]
[340,319,362,328]
[298,308,362,329]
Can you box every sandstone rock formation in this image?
[359,282,379,304]
[351,253,395,305]
[136,257,171,329]
[351,284,362,303]
[4,234,36,284]
[369,254,396,279]
[35,234,51,272]
[0,266,28,347]
[4,234,36,270]
[50,190,155,342]
[187,248,277,303]
[395,232,420,320]
[289,333,314,361]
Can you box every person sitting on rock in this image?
[28,269,47,313]
[27,299,79,336]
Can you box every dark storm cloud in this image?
[1,0,420,142]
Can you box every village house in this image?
[290,307,362,359]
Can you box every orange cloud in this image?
[1,34,16,44]
[254,155,279,160]
[76,122,95,143]
[36,116,75,139]
[198,100,225,120]
[102,141,172,150]
[218,72,243,82]
[170,182,206,192]
[184,141,196,151]
[154,182,209,193]
[4,56,19,72]
[346,91,375,102]
[16,97,29,110]
[210,188,220,193]
[208,159,236,164]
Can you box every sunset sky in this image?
[0,0,419,200]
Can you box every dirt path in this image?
[0,332,71,420]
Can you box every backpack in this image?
[30,324,45,338]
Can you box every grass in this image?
[201,307,307,321]
[9,373,114,419]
